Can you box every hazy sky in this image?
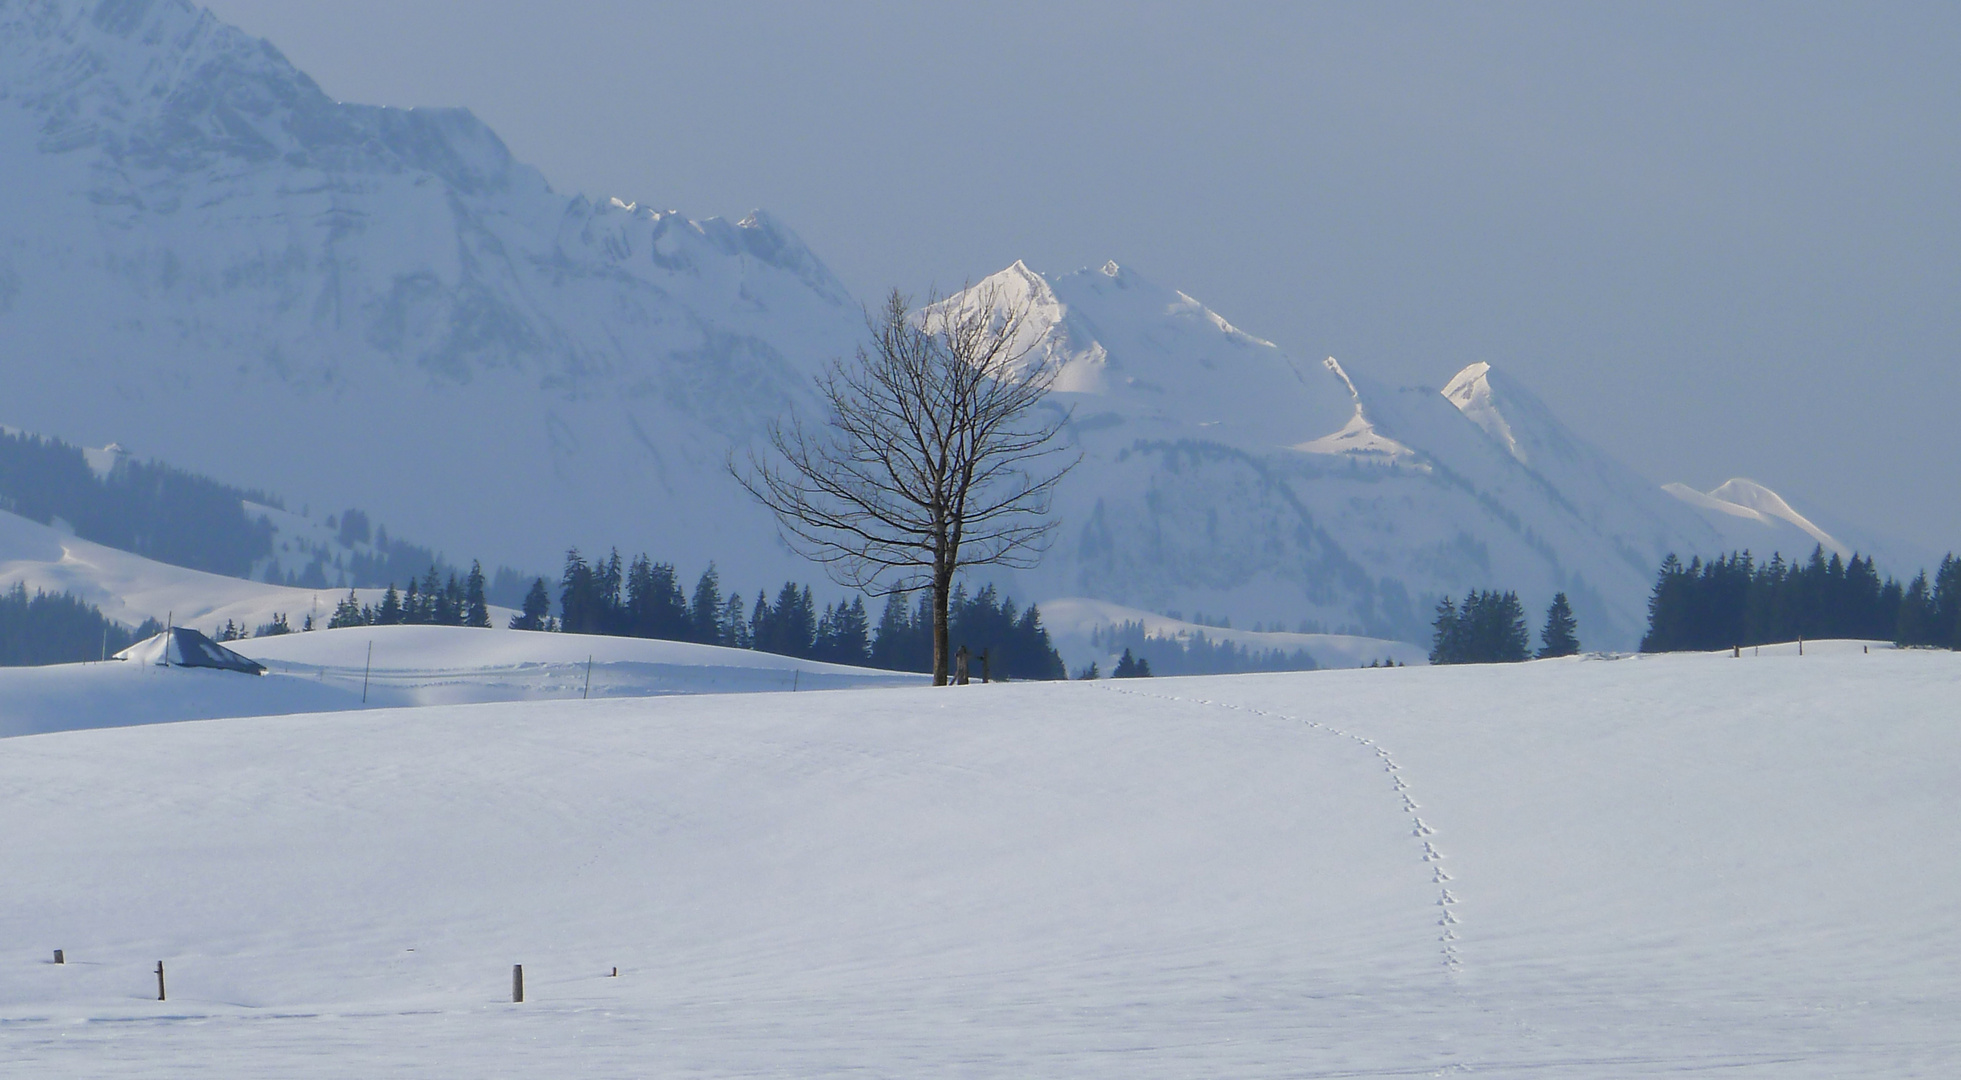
[204,1,1961,551]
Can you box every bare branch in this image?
[730,284,1078,682]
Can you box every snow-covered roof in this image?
[114,628,266,676]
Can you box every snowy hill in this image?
[0,506,408,633]
[0,622,925,738]
[3,648,1957,1075]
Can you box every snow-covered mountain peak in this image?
[2,0,540,200]
[933,262,1355,449]
[1292,357,1421,465]
[1442,361,1526,464]
[1663,479,1849,558]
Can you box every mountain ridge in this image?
[0,0,1924,650]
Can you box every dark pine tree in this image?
[689,565,724,645]
[464,561,491,628]
[510,577,553,631]
[1429,596,1461,665]
[375,584,403,626]
[1537,592,1580,658]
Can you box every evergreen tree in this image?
[1897,571,1937,646]
[720,592,751,648]
[1935,554,1961,649]
[813,597,872,666]
[509,577,552,631]
[464,561,491,628]
[869,593,920,671]
[753,582,818,658]
[420,566,445,624]
[749,590,770,650]
[376,584,403,626]
[1112,648,1152,678]
[1638,546,1935,652]
[329,588,366,629]
[0,583,157,666]
[437,571,464,626]
[1430,589,1529,664]
[1429,597,1461,664]
[1536,592,1579,658]
[559,549,602,634]
[689,565,724,645]
[401,578,422,625]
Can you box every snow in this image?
[1441,360,1524,463]
[1040,595,1430,669]
[0,624,926,738]
[1706,478,1851,557]
[2,646,1958,1075]
[0,0,1930,656]
[0,508,422,634]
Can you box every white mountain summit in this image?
[932,263,1898,647]
[0,0,1903,650]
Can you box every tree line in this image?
[1430,590,1579,664]
[0,583,160,666]
[1640,547,1961,652]
[326,562,493,629]
[1089,620,1318,676]
[503,548,1065,679]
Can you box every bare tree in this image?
[736,286,1076,685]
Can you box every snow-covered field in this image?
[4,644,1957,1076]
[0,625,926,738]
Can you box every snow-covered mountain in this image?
[935,263,1912,647]
[0,0,862,582]
[0,0,1916,650]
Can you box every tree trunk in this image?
[931,566,953,686]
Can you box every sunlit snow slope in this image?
[0,624,925,737]
[0,507,414,632]
[3,648,1956,1077]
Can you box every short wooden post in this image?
[155,961,166,1001]
[610,966,618,977]
[512,964,524,1003]
[53,949,64,964]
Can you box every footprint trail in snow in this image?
[1098,682,1461,973]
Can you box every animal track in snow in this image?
[1096,682,1462,973]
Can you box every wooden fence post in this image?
[513,964,524,1003]
[53,949,63,964]
[155,961,166,1001]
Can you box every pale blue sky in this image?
[204,1,1961,552]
